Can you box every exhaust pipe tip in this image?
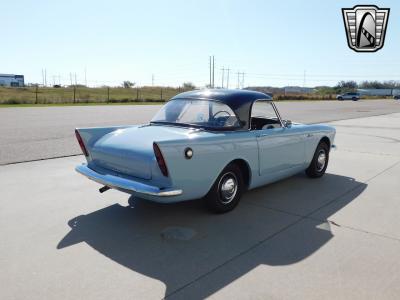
[99,186,111,193]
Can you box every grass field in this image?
[0,86,184,105]
[0,86,392,107]
[0,102,167,108]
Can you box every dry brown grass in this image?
[0,86,188,104]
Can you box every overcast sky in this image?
[1,0,399,87]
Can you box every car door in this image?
[251,101,305,176]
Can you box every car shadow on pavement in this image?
[58,173,367,299]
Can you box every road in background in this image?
[1,100,400,164]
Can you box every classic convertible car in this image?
[75,89,335,213]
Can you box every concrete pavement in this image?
[1,112,400,299]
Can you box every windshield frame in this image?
[150,98,243,131]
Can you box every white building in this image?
[0,74,25,87]
[357,89,400,96]
[284,86,314,94]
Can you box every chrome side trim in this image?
[75,164,183,197]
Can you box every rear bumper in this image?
[75,164,183,197]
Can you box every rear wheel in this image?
[205,163,244,213]
[306,141,329,178]
[338,97,343,101]
[352,97,358,101]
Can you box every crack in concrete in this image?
[0,154,82,166]
[339,132,400,143]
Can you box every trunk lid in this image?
[89,125,191,179]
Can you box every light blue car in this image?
[75,89,336,213]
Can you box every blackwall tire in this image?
[205,163,244,213]
[305,141,329,178]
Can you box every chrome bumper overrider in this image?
[75,164,183,197]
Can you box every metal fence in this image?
[0,86,193,104]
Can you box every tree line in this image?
[335,80,400,90]
[314,80,400,95]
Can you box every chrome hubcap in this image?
[219,172,238,204]
[316,150,326,172]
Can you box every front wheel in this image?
[337,97,343,101]
[352,97,358,101]
[306,141,329,178]
[205,163,244,213]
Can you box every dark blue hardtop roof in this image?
[171,89,271,105]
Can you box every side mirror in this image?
[284,120,292,127]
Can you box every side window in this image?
[250,101,282,130]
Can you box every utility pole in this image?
[226,68,230,89]
[212,55,215,88]
[209,56,212,88]
[70,73,73,86]
[74,73,77,86]
[152,74,154,86]
[221,67,225,88]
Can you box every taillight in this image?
[153,142,168,176]
[75,129,89,157]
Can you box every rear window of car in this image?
[151,99,240,129]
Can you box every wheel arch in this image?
[227,158,251,189]
[319,136,331,150]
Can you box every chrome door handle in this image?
[306,133,313,138]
